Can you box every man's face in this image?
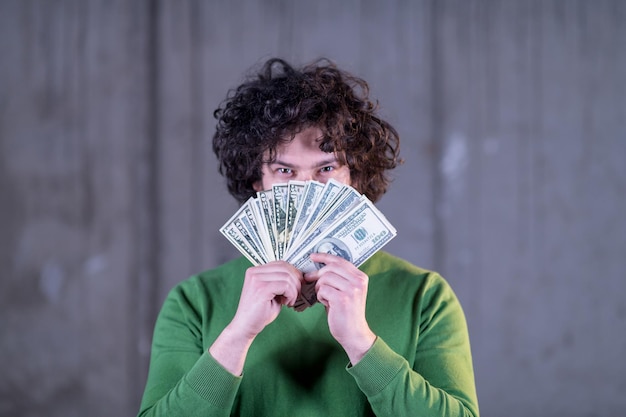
[253,127,352,191]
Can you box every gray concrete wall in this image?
[1,1,624,416]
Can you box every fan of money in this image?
[220,179,397,310]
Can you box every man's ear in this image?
[252,179,263,192]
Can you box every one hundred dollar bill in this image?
[220,221,264,266]
[297,179,346,237]
[219,180,397,310]
[272,184,289,259]
[250,198,276,261]
[285,187,363,262]
[290,198,397,306]
[285,180,324,253]
[257,189,279,259]
[220,197,270,264]
[284,181,306,250]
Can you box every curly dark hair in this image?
[212,57,401,204]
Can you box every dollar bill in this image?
[284,181,306,251]
[296,179,345,236]
[272,184,289,259]
[291,198,397,277]
[284,187,363,262]
[238,203,271,263]
[220,197,270,264]
[285,180,324,253]
[250,198,275,261]
[219,180,397,310]
[220,221,264,266]
[257,189,279,259]
[289,197,396,308]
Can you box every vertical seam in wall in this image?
[278,0,295,58]
[429,0,444,272]
[147,0,161,326]
[131,0,161,407]
[529,0,541,279]
[190,1,204,271]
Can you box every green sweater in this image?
[138,251,479,417]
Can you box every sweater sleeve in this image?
[137,283,242,417]
[347,275,479,417]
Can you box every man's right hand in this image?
[209,261,303,375]
[232,261,303,337]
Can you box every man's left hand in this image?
[304,252,376,364]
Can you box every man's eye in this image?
[278,168,292,174]
[320,166,334,173]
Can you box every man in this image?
[138,58,479,417]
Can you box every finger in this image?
[282,282,301,306]
[315,263,367,289]
[315,284,343,308]
[258,280,300,305]
[314,270,351,293]
[275,294,295,307]
[309,252,352,267]
[309,254,364,281]
[251,261,302,278]
[303,270,320,282]
[247,262,303,286]
[313,268,369,307]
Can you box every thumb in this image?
[303,271,319,282]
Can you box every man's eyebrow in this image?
[314,158,341,167]
[269,157,340,168]
[268,159,296,168]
